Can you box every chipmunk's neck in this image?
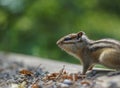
[80,35,94,45]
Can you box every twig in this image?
[54,65,65,81]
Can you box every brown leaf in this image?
[19,69,33,76]
[31,83,39,88]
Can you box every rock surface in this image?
[0,52,120,88]
[1,52,81,73]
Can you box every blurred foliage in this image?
[0,0,120,64]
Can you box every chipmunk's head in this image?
[56,31,88,57]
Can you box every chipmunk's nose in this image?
[56,40,61,45]
[56,39,63,45]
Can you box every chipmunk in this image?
[56,31,120,75]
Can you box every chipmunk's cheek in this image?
[60,44,66,49]
[61,44,72,52]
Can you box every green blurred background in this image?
[0,0,120,64]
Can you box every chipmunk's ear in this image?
[77,31,85,37]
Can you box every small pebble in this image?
[10,83,19,88]
[108,81,118,88]
[60,83,69,88]
[63,79,73,85]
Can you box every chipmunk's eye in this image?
[64,37,72,41]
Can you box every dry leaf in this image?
[19,69,33,76]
